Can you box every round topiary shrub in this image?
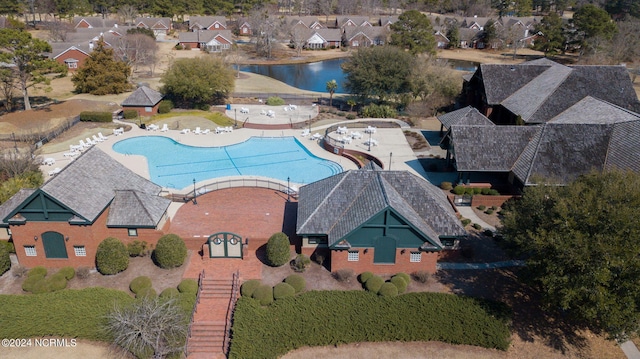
[58,267,75,280]
[284,274,305,293]
[28,266,47,278]
[96,237,129,275]
[453,185,465,195]
[0,244,10,276]
[390,276,408,294]
[136,286,157,299]
[130,276,152,294]
[252,285,274,306]
[31,279,51,294]
[266,232,291,267]
[273,282,296,300]
[154,234,187,269]
[22,274,44,292]
[177,279,198,295]
[378,282,399,296]
[440,181,453,190]
[461,218,471,227]
[365,275,384,294]
[359,271,374,284]
[241,279,262,297]
[266,96,285,106]
[160,287,180,299]
[394,272,411,284]
[47,273,68,292]
[477,205,486,210]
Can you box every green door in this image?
[373,236,396,264]
[42,231,68,259]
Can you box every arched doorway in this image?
[42,231,68,259]
[207,232,243,258]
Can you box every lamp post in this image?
[287,176,290,202]
[308,114,311,132]
[192,178,197,205]
[389,152,392,170]
[234,108,237,127]
[368,131,372,152]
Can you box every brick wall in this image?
[330,248,438,275]
[470,195,516,208]
[123,104,160,117]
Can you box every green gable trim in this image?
[3,190,88,224]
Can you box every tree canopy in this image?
[533,12,566,55]
[390,10,436,55]
[500,170,640,337]
[0,29,66,111]
[342,46,414,103]
[573,4,617,40]
[71,41,132,95]
[161,56,234,109]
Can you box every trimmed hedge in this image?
[123,109,138,119]
[79,111,112,122]
[135,286,157,299]
[96,237,129,275]
[0,288,134,340]
[0,243,9,276]
[390,276,407,294]
[241,279,262,297]
[266,232,290,267]
[160,287,180,299]
[58,267,75,280]
[378,282,399,297]
[266,97,285,106]
[394,272,411,284]
[177,279,198,295]
[359,271,374,284]
[129,276,152,294]
[252,285,273,306]
[273,283,295,300]
[364,276,384,294]
[284,275,305,293]
[28,266,47,278]
[154,234,187,269]
[229,291,511,358]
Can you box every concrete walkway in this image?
[437,260,525,270]
[622,341,640,359]
[456,206,496,231]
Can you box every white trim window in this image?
[128,228,138,237]
[347,250,359,262]
[74,246,87,257]
[410,251,421,263]
[24,245,37,257]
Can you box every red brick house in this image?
[0,148,171,268]
[52,44,91,71]
[121,86,164,116]
[188,16,227,31]
[237,18,252,35]
[178,30,233,52]
[296,164,465,274]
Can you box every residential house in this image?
[51,43,92,71]
[379,16,399,29]
[335,16,372,29]
[287,16,324,30]
[0,147,171,268]
[343,26,389,47]
[121,86,164,116]
[178,30,233,52]
[303,28,342,49]
[237,17,252,35]
[73,16,118,29]
[188,16,227,31]
[434,30,449,48]
[296,164,465,274]
[135,17,172,38]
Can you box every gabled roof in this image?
[107,190,170,227]
[0,189,35,227]
[297,168,464,247]
[313,28,341,42]
[135,17,171,30]
[345,26,388,41]
[188,16,227,30]
[122,86,163,107]
[437,106,494,130]
[39,147,161,222]
[74,16,118,29]
[287,16,322,28]
[179,29,233,44]
[51,44,92,59]
[336,16,371,28]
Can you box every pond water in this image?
[239,57,478,93]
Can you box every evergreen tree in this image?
[533,12,566,55]
[390,10,436,55]
[71,41,132,95]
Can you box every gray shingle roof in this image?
[607,120,640,173]
[0,189,35,226]
[41,147,162,222]
[297,168,464,247]
[478,63,551,104]
[107,190,170,227]
[121,86,163,107]
[437,106,495,130]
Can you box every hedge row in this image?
[229,291,511,358]
[79,111,112,122]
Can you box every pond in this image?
[239,57,478,93]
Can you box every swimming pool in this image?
[112,136,343,190]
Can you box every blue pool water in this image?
[112,136,343,190]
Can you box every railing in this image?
[0,115,80,147]
[230,92,320,102]
[165,177,298,202]
[185,269,205,357]
[223,270,240,355]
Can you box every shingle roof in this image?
[0,189,35,226]
[41,147,162,222]
[107,190,170,227]
[478,63,551,104]
[297,168,464,247]
[121,86,163,107]
[437,106,495,130]
[314,28,342,42]
[188,16,227,29]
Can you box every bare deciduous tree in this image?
[289,24,309,57]
[117,5,138,25]
[250,8,284,59]
[0,67,18,112]
[105,297,187,359]
[113,34,158,75]
[46,20,75,42]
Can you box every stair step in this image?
[190,335,225,342]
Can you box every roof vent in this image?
[510,66,515,71]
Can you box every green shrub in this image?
[0,240,15,253]
[365,275,384,294]
[472,223,482,230]
[473,187,482,195]
[485,209,494,215]
[136,286,157,299]
[465,187,475,195]
[160,287,180,299]
[96,237,129,275]
[47,273,68,292]
[390,276,407,294]
[284,275,305,293]
[22,274,44,292]
[491,205,498,211]
[127,240,148,257]
[412,270,431,284]
[266,232,290,267]
[291,253,311,272]
[266,96,285,106]
[76,267,91,279]
[79,111,112,122]
[241,279,262,297]
[153,234,187,269]
[453,185,465,195]
[378,282,399,297]
[489,189,500,195]
[28,266,47,277]
[337,111,345,116]
[440,181,453,190]
[123,109,138,119]
[0,243,9,276]
[481,188,491,195]
[359,271,374,284]
[252,285,274,306]
[361,103,397,118]
[273,283,296,300]
[175,43,184,50]
[346,114,356,120]
[177,279,198,295]
[157,99,174,114]
[394,272,411,284]
[477,205,486,210]
[461,218,471,226]
[129,276,152,294]
[58,267,75,280]
[31,279,51,294]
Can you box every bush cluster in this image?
[157,100,174,114]
[153,234,187,269]
[284,274,305,293]
[440,182,453,190]
[127,240,148,257]
[0,243,10,276]
[360,104,397,118]
[79,111,112,122]
[129,276,152,295]
[358,271,374,284]
[266,232,290,267]
[290,253,310,272]
[21,266,74,294]
[122,109,138,119]
[453,186,500,196]
[273,283,295,300]
[241,279,261,297]
[229,291,512,358]
[266,97,285,106]
[378,282,399,297]
[96,237,129,275]
[160,287,180,299]
[252,285,273,306]
[364,275,384,293]
[243,275,307,305]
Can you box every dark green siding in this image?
[373,236,396,263]
[341,209,429,249]
[42,231,68,259]
[17,192,75,222]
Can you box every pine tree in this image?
[71,41,132,95]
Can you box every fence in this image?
[165,177,296,202]
[0,116,80,148]
[231,92,321,103]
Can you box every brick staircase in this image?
[186,272,239,358]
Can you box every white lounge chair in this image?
[260,109,267,115]
[63,151,79,158]
[301,129,310,137]
[98,132,108,141]
[289,104,297,110]
[311,133,322,140]
[147,124,159,131]
[160,124,168,132]
[42,157,55,166]
[225,126,233,133]
[92,135,104,143]
[70,144,83,152]
[365,126,377,134]
[202,129,210,134]
[215,127,224,134]
[86,137,97,146]
[48,167,61,176]
[194,127,202,135]
[79,140,91,149]
[180,128,191,134]
[336,126,348,135]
